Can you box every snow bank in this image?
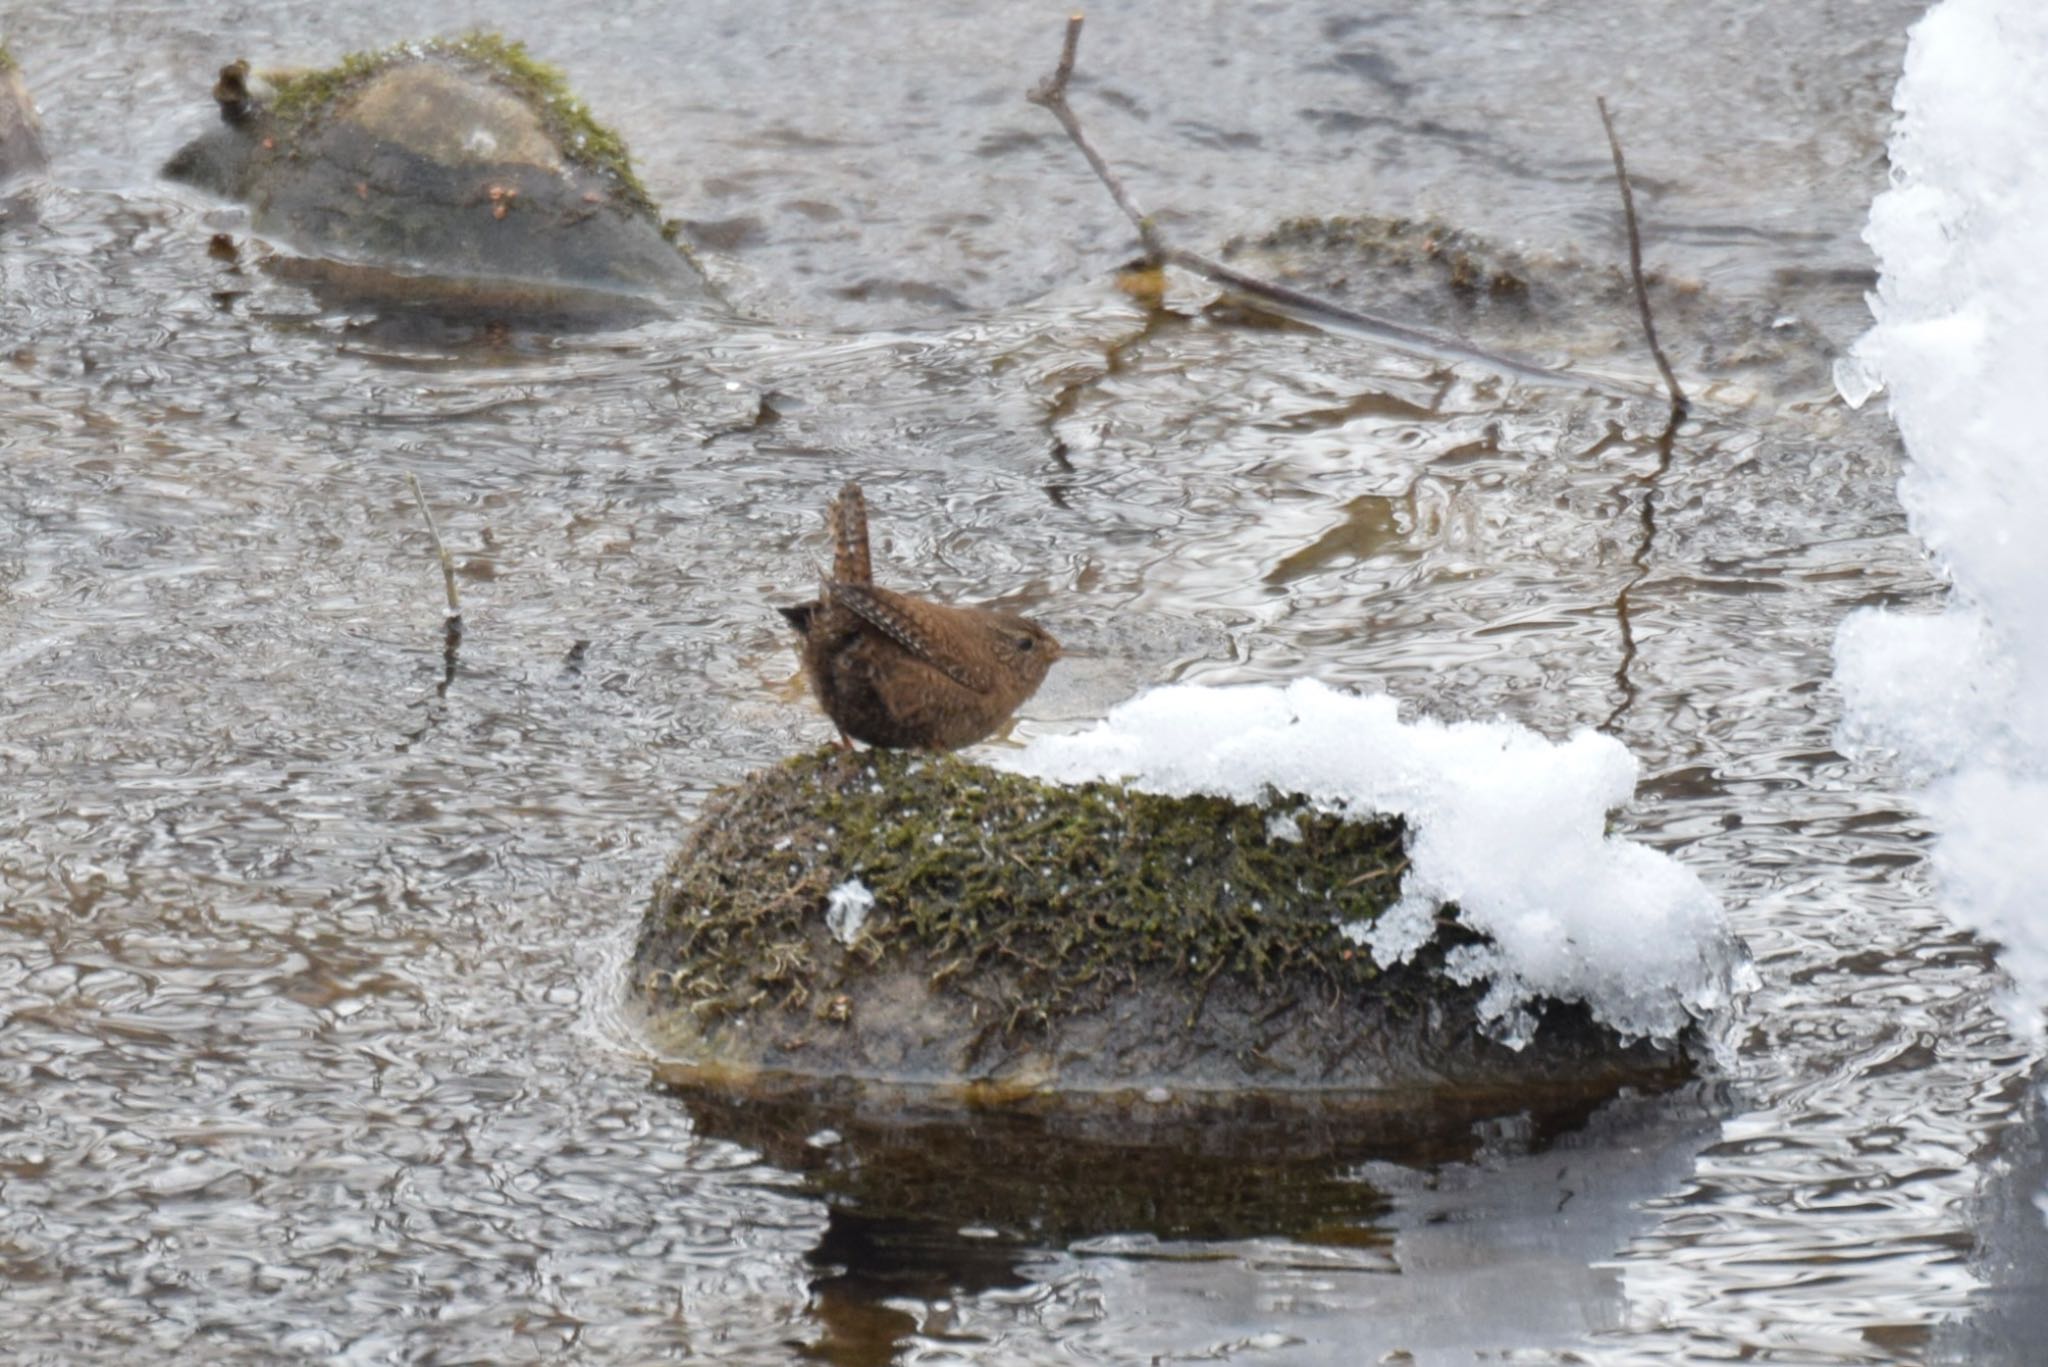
[999,681,1749,1046]
[1834,0,2048,1035]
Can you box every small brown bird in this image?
[778,482,1061,750]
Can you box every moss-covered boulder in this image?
[1220,212,1845,406]
[163,33,711,324]
[0,46,46,185]
[630,749,1690,1099]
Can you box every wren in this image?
[777,482,1061,750]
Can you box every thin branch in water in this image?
[1592,99,1687,733]
[1595,96,1688,425]
[405,472,463,704]
[407,472,462,620]
[1161,244,1641,394]
[1598,415,1677,736]
[1027,14,1165,260]
[1025,16,1658,401]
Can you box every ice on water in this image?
[1834,0,2048,1036]
[1001,680,1750,1048]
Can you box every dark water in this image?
[5,0,2038,1362]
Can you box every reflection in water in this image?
[1,0,2039,1361]
[779,1085,1732,1364]
[694,1075,1721,1364]
[1264,490,1431,585]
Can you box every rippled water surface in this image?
[5,0,2042,1362]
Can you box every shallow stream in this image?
[4,1,2042,1362]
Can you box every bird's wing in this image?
[831,582,993,693]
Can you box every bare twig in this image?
[1596,97,1688,423]
[1593,98,1686,734]
[403,473,464,708]
[1026,16,1658,401]
[1599,411,1677,736]
[407,472,462,620]
[1340,857,1410,889]
[1160,245,1622,392]
[1028,14,1165,260]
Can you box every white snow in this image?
[1834,0,2048,1038]
[998,680,1749,1047]
[825,878,874,946]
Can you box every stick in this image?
[1592,98,1686,733]
[1595,97,1688,423]
[1599,415,1675,736]
[1026,17,1658,401]
[407,472,462,620]
[1159,245,1634,394]
[1028,14,1165,261]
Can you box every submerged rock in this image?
[0,45,46,184]
[163,33,711,324]
[1221,212,1844,406]
[631,748,1690,1100]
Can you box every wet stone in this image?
[0,48,46,184]
[631,748,1692,1102]
[1222,212,1847,406]
[162,33,712,324]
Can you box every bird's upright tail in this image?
[829,482,873,587]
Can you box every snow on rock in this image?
[825,878,875,947]
[1835,0,2048,1037]
[998,680,1750,1047]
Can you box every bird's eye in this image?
[1016,635,1036,651]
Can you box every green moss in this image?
[0,43,16,76]
[635,749,1423,1034]
[1240,213,1532,298]
[264,30,656,216]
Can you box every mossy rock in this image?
[0,50,45,185]
[631,749,1690,1099]
[1220,212,1843,404]
[163,33,711,324]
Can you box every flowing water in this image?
[4,0,2042,1362]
